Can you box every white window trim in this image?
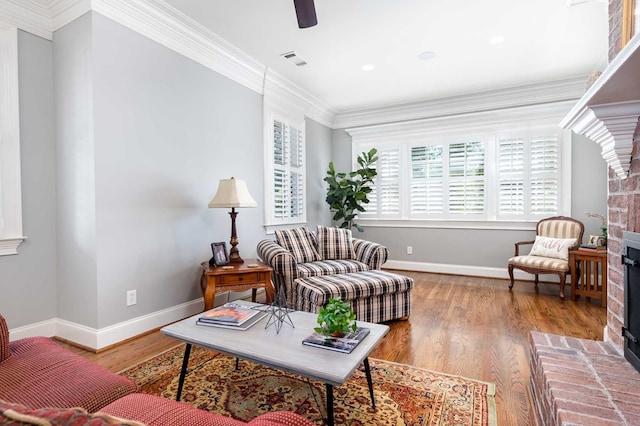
[0,25,25,255]
[347,102,572,229]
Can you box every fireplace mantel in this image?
[560,35,640,179]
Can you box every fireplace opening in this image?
[622,231,640,373]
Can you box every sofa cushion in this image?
[100,393,315,426]
[275,228,320,264]
[529,236,576,260]
[0,336,138,412]
[297,260,368,278]
[316,225,355,260]
[0,315,9,363]
[0,400,145,425]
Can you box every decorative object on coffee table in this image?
[208,177,257,263]
[314,298,356,337]
[263,283,294,334]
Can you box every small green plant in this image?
[324,148,378,231]
[314,298,357,337]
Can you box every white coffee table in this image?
[160,301,389,426]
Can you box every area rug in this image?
[119,344,497,426]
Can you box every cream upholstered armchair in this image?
[508,216,584,299]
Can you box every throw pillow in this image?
[316,225,355,260]
[0,314,9,363]
[0,400,146,426]
[275,228,321,264]
[529,236,577,260]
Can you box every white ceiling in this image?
[162,0,609,113]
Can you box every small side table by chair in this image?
[569,248,607,307]
[199,259,274,311]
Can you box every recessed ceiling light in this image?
[489,36,505,45]
[417,51,436,60]
[362,64,375,71]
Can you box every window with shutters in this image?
[353,121,567,224]
[265,112,306,228]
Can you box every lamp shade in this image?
[208,177,257,208]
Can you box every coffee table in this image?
[160,301,389,425]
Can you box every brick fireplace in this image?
[528,2,640,424]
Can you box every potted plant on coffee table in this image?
[314,298,357,338]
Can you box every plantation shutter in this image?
[271,118,304,222]
[448,141,484,215]
[497,137,525,215]
[530,134,558,214]
[410,145,444,214]
[366,147,400,216]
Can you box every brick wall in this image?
[606,0,638,351]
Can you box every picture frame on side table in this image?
[210,242,230,267]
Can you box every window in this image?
[264,112,306,229]
[0,25,25,255]
[349,106,570,226]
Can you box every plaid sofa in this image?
[0,313,314,426]
[257,232,388,303]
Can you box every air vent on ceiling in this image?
[281,51,307,67]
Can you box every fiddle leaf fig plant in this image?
[324,148,378,232]
[314,298,357,337]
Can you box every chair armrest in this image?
[257,239,298,301]
[0,314,9,362]
[514,240,535,256]
[353,238,389,270]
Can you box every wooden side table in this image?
[569,248,607,307]
[199,259,274,311]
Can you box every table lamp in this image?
[208,177,257,263]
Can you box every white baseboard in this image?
[9,298,204,350]
[384,259,560,282]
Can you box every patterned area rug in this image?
[120,345,497,426]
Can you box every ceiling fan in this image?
[293,0,317,28]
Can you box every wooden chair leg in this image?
[559,274,566,300]
[508,264,515,289]
[534,274,539,287]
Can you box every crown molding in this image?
[0,0,336,126]
[334,76,588,129]
[0,0,52,39]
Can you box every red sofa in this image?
[0,314,313,426]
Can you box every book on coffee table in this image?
[196,311,266,331]
[302,327,370,353]
[198,302,260,326]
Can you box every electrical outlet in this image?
[126,290,137,306]
[407,246,413,255]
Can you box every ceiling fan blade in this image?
[293,0,317,28]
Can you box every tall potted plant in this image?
[324,148,378,231]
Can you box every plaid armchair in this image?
[508,216,584,299]
[257,235,388,303]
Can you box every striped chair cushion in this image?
[294,270,414,306]
[508,255,569,272]
[0,314,9,363]
[297,259,369,278]
[316,225,355,260]
[275,228,320,264]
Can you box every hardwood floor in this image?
[59,271,607,425]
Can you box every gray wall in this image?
[332,129,608,269]
[305,118,333,227]
[0,30,56,328]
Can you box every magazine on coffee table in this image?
[198,302,260,326]
[196,311,266,331]
[302,327,370,353]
